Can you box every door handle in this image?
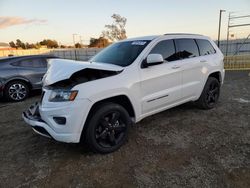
[172,65,180,69]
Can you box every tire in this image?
[4,80,30,102]
[85,102,131,154]
[196,77,220,110]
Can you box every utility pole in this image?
[72,34,77,47]
[79,36,83,47]
[72,34,77,60]
[225,13,231,56]
[217,10,226,48]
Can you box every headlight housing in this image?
[49,90,78,102]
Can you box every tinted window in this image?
[175,39,199,59]
[13,58,47,68]
[32,58,47,68]
[196,39,216,56]
[150,40,178,62]
[91,40,150,67]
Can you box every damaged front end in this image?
[43,59,124,87]
[46,68,122,90]
[43,59,123,102]
[22,102,52,138]
[22,59,124,143]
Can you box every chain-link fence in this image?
[220,12,250,70]
[0,48,102,61]
[220,38,250,70]
[50,48,102,61]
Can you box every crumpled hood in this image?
[43,59,124,86]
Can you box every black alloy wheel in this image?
[85,103,131,153]
[196,77,220,109]
[206,80,220,106]
[95,111,127,148]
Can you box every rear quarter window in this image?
[11,58,47,68]
[196,39,216,56]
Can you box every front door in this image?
[140,39,182,115]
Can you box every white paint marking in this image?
[233,98,250,103]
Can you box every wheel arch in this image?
[196,70,222,100]
[208,71,222,84]
[87,95,135,119]
[80,94,136,142]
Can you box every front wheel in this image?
[85,103,131,153]
[196,77,220,109]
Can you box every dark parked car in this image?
[0,55,57,101]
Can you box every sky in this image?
[0,0,249,45]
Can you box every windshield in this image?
[91,40,150,67]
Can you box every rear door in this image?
[174,38,204,99]
[140,39,182,115]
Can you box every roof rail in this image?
[164,33,203,36]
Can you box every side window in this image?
[150,40,178,62]
[13,58,47,68]
[175,39,199,59]
[41,58,47,68]
[196,39,216,56]
[17,59,33,67]
[32,58,47,68]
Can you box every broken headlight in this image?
[49,90,78,102]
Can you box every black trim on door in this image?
[147,94,169,103]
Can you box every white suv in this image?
[23,34,225,153]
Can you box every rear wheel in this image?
[4,81,30,102]
[196,77,220,109]
[85,103,131,153]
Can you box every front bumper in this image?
[22,99,92,143]
[22,102,53,138]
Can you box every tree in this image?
[25,43,36,49]
[16,39,22,47]
[35,43,41,49]
[9,41,16,48]
[9,39,62,49]
[89,37,110,48]
[75,43,82,48]
[60,45,66,48]
[39,39,59,48]
[102,14,127,42]
[16,39,26,49]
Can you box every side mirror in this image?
[146,54,164,67]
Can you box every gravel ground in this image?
[0,70,249,188]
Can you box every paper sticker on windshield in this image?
[131,41,147,45]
